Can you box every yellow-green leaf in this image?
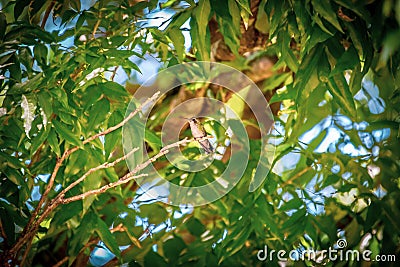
[53,120,83,148]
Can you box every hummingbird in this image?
[186,117,214,154]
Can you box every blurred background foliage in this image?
[0,0,399,266]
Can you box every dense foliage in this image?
[0,0,399,266]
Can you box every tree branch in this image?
[56,147,140,201]
[52,256,68,267]
[61,136,192,204]
[31,91,160,227]
[40,0,56,29]
[20,240,33,267]
[8,91,161,264]
[110,66,119,81]
[61,173,149,204]
[16,136,195,258]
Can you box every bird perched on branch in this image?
[186,117,214,154]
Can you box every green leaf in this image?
[37,91,53,120]
[61,10,78,25]
[213,0,241,56]
[53,201,83,225]
[0,152,24,169]
[82,84,102,110]
[168,27,185,61]
[144,251,168,267]
[321,174,341,188]
[226,85,251,118]
[82,169,102,213]
[344,20,373,75]
[76,12,86,30]
[140,204,168,225]
[295,44,324,102]
[193,0,211,61]
[30,125,51,156]
[330,45,359,76]
[265,0,288,38]
[270,84,296,103]
[163,236,186,264]
[379,30,400,68]
[104,167,119,183]
[281,208,307,228]
[103,49,141,59]
[105,111,123,158]
[235,0,252,14]
[255,0,269,34]
[100,81,129,99]
[30,25,56,43]
[70,0,81,13]
[145,129,161,151]
[33,43,48,66]
[87,98,110,132]
[96,216,121,258]
[311,0,344,33]
[0,199,29,242]
[228,0,241,30]
[70,212,97,257]
[287,11,301,39]
[53,120,83,148]
[327,74,357,118]
[2,167,24,187]
[14,0,29,20]
[262,72,291,92]
[333,0,371,24]
[123,118,144,166]
[293,0,311,36]
[121,59,142,74]
[186,217,206,236]
[367,120,399,131]
[305,26,332,55]
[51,87,69,108]
[64,149,88,177]
[308,128,328,151]
[312,13,335,36]
[349,63,363,94]
[226,223,253,257]
[278,31,299,72]
[169,8,193,28]
[47,127,61,157]
[280,197,303,211]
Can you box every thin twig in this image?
[40,0,56,29]
[61,173,149,204]
[20,237,33,267]
[121,225,141,248]
[52,256,68,267]
[0,221,8,249]
[92,15,101,39]
[280,165,313,187]
[110,66,119,81]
